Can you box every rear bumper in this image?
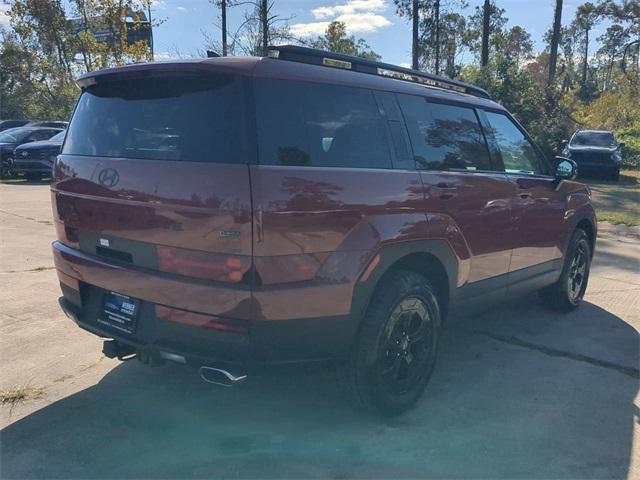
[53,242,356,367]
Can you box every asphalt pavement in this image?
[1,181,638,479]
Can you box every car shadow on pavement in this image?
[0,178,51,186]
[1,300,638,479]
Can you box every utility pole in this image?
[481,0,490,67]
[412,0,419,69]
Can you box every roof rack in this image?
[266,45,491,100]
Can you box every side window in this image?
[483,111,543,175]
[374,91,413,170]
[397,94,492,171]
[256,80,392,169]
[28,131,51,141]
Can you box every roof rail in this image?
[266,45,491,100]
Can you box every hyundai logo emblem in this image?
[98,168,119,188]
[21,150,28,158]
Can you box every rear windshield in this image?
[570,132,616,147]
[63,74,250,163]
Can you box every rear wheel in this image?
[539,228,592,311]
[342,270,441,415]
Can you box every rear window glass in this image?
[255,79,392,169]
[570,131,616,147]
[398,95,491,171]
[63,75,249,163]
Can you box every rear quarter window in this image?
[63,74,250,164]
[255,79,393,169]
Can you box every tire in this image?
[0,161,14,180]
[611,169,620,182]
[539,228,592,311]
[25,172,42,182]
[341,269,441,416]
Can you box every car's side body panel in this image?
[249,165,427,321]
[419,171,516,284]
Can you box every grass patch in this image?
[597,213,639,227]
[0,386,46,406]
[582,169,639,227]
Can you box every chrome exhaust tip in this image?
[199,366,247,387]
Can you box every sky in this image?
[146,0,611,66]
[0,0,612,66]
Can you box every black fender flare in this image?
[349,239,459,330]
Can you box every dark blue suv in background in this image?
[563,130,624,181]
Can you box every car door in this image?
[480,110,567,273]
[249,78,426,339]
[397,94,517,290]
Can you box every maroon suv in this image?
[53,46,596,414]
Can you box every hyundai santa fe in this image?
[53,46,596,414]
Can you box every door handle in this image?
[432,183,457,200]
[519,190,532,199]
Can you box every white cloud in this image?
[0,4,11,26]
[311,0,387,20]
[176,6,187,12]
[291,0,392,37]
[290,21,332,37]
[335,12,391,33]
[399,62,411,68]
[154,51,177,61]
[151,0,167,9]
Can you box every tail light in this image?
[157,246,251,283]
[54,222,79,249]
[156,305,249,334]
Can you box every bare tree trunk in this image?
[412,0,419,69]
[260,0,268,56]
[434,0,440,75]
[582,26,589,85]
[221,0,227,56]
[148,3,154,60]
[481,0,490,67]
[548,0,562,85]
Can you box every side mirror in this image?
[561,139,568,146]
[555,157,577,181]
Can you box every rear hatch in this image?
[52,63,256,321]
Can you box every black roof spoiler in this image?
[267,45,491,100]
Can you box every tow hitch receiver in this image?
[102,340,136,361]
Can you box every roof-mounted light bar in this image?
[266,45,491,99]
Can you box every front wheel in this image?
[342,270,441,415]
[539,228,592,311]
[0,161,15,180]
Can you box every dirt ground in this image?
[0,181,638,479]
